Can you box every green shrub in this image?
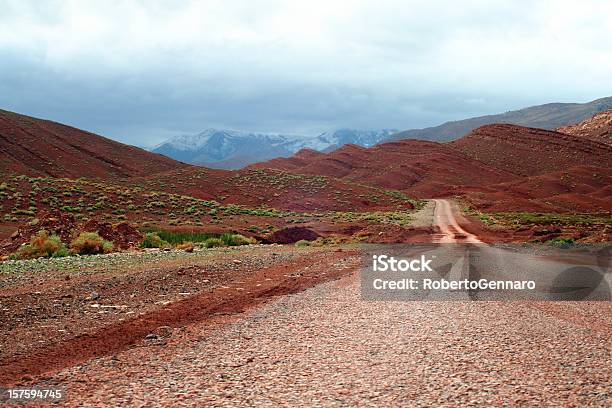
[154,230,216,245]
[12,209,35,216]
[220,233,256,246]
[102,240,114,253]
[140,232,170,249]
[11,230,68,260]
[143,230,256,247]
[203,237,225,248]
[295,240,311,247]
[546,237,575,248]
[70,232,114,255]
[52,246,71,258]
[139,229,256,248]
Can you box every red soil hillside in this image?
[556,110,612,146]
[255,148,327,171]
[0,169,417,243]
[126,167,416,212]
[250,140,517,197]
[448,124,612,212]
[249,122,612,213]
[450,124,612,176]
[461,165,612,213]
[0,109,416,233]
[0,109,185,178]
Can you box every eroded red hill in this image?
[461,165,612,213]
[127,167,415,212]
[450,124,612,176]
[249,122,612,214]
[254,148,326,172]
[250,139,516,197]
[556,110,612,146]
[0,109,185,178]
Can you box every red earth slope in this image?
[256,148,326,172]
[0,109,412,212]
[445,124,611,212]
[460,165,612,213]
[249,140,516,198]
[450,124,612,176]
[250,122,612,213]
[125,166,415,212]
[0,109,186,178]
[556,110,612,146]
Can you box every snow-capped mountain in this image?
[313,129,398,152]
[152,128,398,169]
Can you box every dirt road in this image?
[0,246,360,385]
[35,271,611,406]
[1,201,610,406]
[432,199,481,243]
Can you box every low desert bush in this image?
[143,229,216,245]
[220,233,256,246]
[140,232,170,249]
[140,229,256,249]
[176,241,195,252]
[70,232,114,255]
[294,239,311,247]
[546,237,575,248]
[203,237,225,248]
[11,230,69,260]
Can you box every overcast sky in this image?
[1,0,611,147]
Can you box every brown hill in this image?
[0,109,185,178]
[450,124,612,176]
[250,139,516,197]
[448,124,612,212]
[556,110,612,146]
[461,165,612,213]
[250,122,612,213]
[126,166,415,212]
[388,96,612,142]
[0,109,416,216]
[255,148,326,172]
[0,168,421,247]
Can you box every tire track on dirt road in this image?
[6,201,610,406]
[0,251,359,386]
[432,199,481,244]
[40,267,611,406]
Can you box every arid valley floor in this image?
[0,108,610,405]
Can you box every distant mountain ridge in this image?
[152,128,398,169]
[153,97,612,168]
[388,96,612,142]
[251,121,612,212]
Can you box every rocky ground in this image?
[0,245,359,385]
[0,202,609,406]
[15,271,612,406]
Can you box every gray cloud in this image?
[0,0,611,147]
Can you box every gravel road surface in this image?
[41,272,611,406]
[2,200,610,406]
